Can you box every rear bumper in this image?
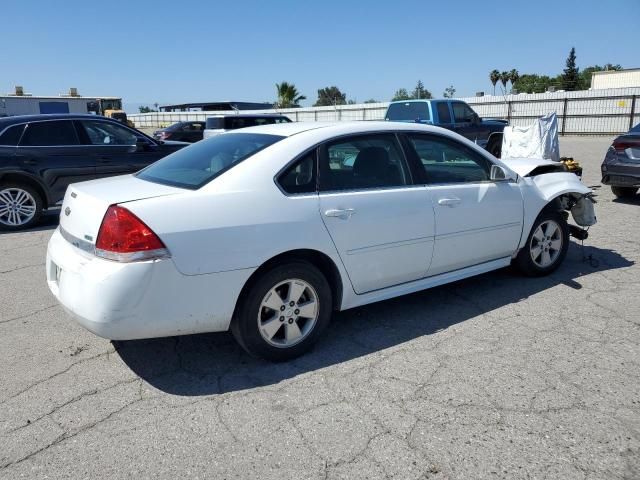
[46,228,254,340]
[601,152,640,186]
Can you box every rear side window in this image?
[20,121,79,146]
[278,151,316,194]
[385,102,430,123]
[436,103,452,123]
[137,132,284,189]
[320,134,410,191]
[0,124,25,146]
[206,118,223,129]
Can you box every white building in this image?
[591,68,640,90]
[0,86,122,117]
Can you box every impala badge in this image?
[64,207,71,216]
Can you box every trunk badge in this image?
[64,207,71,216]
[70,192,77,198]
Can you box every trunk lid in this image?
[59,174,184,246]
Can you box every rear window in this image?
[0,124,25,146]
[385,102,430,123]
[136,133,284,189]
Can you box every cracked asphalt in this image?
[1,136,639,479]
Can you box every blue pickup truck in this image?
[385,99,507,157]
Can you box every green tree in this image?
[561,47,580,91]
[392,88,411,101]
[508,69,520,92]
[580,63,623,89]
[489,70,500,95]
[443,85,456,98]
[314,86,347,107]
[364,98,378,103]
[138,106,156,113]
[412,80,432,99]
[275,82,306,108]
[499,71,510,93]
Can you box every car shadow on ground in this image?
[114,242,633,397]
[612,195,640,206]
[0,212,58,235]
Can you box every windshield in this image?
[137,133,284,189]
[386,102,431,123]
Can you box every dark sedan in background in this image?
[153,121,206,143]
[0,114,188,230]
[601,122,640,198]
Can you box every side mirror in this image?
[490,164,510,181]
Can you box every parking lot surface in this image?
[1,136,638,479]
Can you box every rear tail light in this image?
[613,139,640,159]
[95,205,169,262]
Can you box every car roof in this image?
[0,113,120,128]
[234,120,464,138]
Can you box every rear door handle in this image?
[437,197,462,207]
[324,208,356,219]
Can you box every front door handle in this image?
[324,208,356,219]
[437,197,462,207]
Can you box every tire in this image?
[514,210,569,277]
[611,186,638,198]
[231,261,332,361]
[0,182,43,231]
[486,135,502,158]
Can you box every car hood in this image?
[501,157,566,177]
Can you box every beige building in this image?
[591,68,640,90]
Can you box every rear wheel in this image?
[231,262,332,361]
[514,210,569,276]
[0,183,43,231]
[611,186,638,198]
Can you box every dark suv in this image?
[0,114,188,231]
[601,122,640,198]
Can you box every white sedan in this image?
[46,122,596,360]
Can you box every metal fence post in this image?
[561,98,568,136]
[630,95,637,131]
[314,110,318,121]
[507,101,512,123]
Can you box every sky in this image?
[2,0,638,112]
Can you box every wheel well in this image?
[234,249,344,319]
[0,173,49,207]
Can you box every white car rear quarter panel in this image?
[47,229,253,338]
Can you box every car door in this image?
[405,133,523,276]
[17,120,98,205]
[451,102,489,144]
[318,133,435,294]
[76,119,159,175]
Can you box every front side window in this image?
[385,102,430,123]
[408,134,490,184]
[277,151,316,194]
[137,132,284,189]
[452,103,476,123]
[0,124,25,146]
[20,121,79,146]
[320,134,409,191]
[79,120,137,145]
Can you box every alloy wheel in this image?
[0,188,37,227]
[257,278,319,348]
[530,220,563,268]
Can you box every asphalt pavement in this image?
[0,136,638,479]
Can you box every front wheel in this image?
[231,261,332,361]
[611,186,638,198]
[514,210,569,276]
[0,183,43,231]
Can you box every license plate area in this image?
[50,261,62,285]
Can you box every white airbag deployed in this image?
[501,112,560,162]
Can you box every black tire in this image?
[231,261,332,361]
[0,182,43,231]
[611,186,638,198]
[514,209,570,277]
[486,135,502,158]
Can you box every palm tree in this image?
[499,71,510,93]
[489,70,500,95]
[275,82,306,108]
[508,69,520,92]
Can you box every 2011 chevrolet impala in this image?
[46,122,596,360]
